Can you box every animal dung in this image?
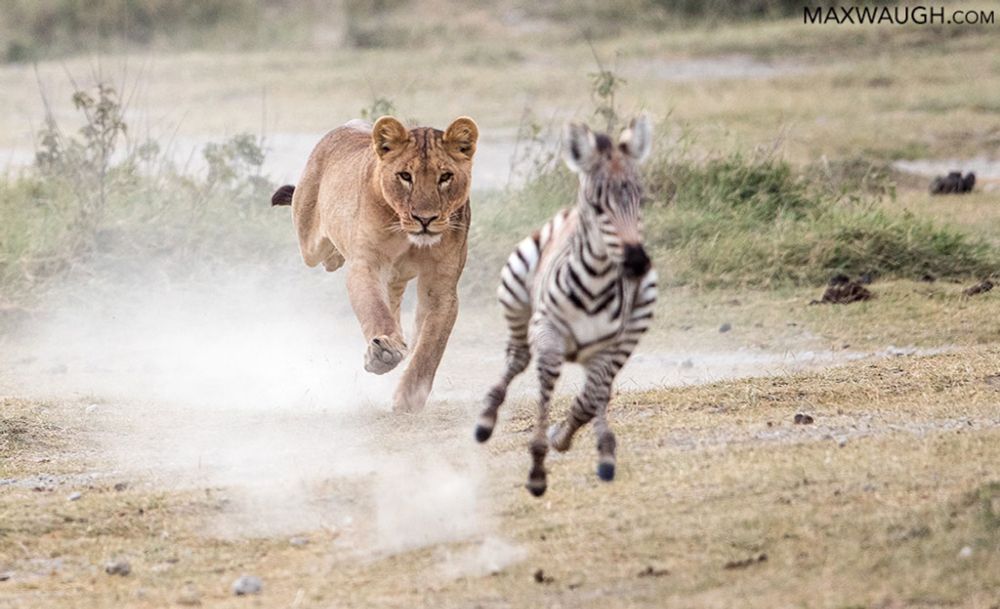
[930,171,975,194]
[963,279,994,297]
[811,274,873,305]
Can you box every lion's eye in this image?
[439,172,453,184]
[398,172,412,183]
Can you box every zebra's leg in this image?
[548,351,629,481]
[547,356,614,453]
[592,388,619,482]
[475,307,532,443]
[527,328,564,497]
[590,273,658,480]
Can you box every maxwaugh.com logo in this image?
[804,5,995,25]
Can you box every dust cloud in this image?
[5,255,521,571]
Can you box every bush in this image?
[467,143,998,292]
[0,82,283,300]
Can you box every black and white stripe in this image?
[476,116,657,497]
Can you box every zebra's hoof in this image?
[475,425,493,443]
[597,462,615,482]
[526,480,547,497]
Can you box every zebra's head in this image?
[562,115,653,278]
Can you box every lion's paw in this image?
[364,335,406,374]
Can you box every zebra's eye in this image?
[397,172,412,183]
[439,172,453,185]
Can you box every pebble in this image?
[680,358,694,369]
[105,560,131,576]
[113,482,129,492]
[793,413,815,425]
[85,404,98,414]
[232,575,263,596]
[719,322,732,333]
[67,492,82,501]
[289,536,309,547]
[0,571,12,582]
[176,584,201,605]
[958,546,973,559]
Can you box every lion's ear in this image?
[373,116,409,158]
[444,117,478,160]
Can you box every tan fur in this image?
[285,116,478,412]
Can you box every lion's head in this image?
[371,116,478,247]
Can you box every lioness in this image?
[272,116,478,412]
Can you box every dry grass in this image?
[2,344,999,608]
[3,9,1000,609]
[2,7,999,165]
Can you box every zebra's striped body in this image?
[476,116,657,496]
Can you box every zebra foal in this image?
[475,115,657,497]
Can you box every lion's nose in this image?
[411,213,439,230]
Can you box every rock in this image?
[0,571,12,582]
[177,584,201,605]
[793,413,814,425]
[958,545,973,559]
[680,358,694,369]
[930,171,975,194]
[105,560,131,576]
[532,569,554,584]
[962,280,993,297]
[113,482,129,492]
[289,536,309,547]
[723,553,767,570]
[232,575,263,596]
[719,322,732,333]
[67,492,82,501]
[637,565,670,577]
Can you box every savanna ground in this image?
[2,1,1000,607]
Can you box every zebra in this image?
[475,115,657,497]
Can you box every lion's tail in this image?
[271,184,295,206]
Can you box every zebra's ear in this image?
[619,114,652,164]
[563,122,599,174]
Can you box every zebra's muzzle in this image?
[623,244,651,278]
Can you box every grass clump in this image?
[470,142,998,291]
[0,81,284,302]
[652,152,998,287]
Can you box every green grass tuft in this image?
[467,146,998,292]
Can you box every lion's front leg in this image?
[346,260,407,375]
[393,274,459,412]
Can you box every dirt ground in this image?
[2,281,999,609]
[3,7,1000,608]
